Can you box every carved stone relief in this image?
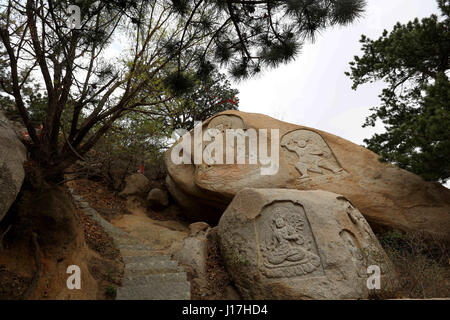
[339,230,367,277]
[207,114,245,132]
[256,201,323,278]
[341,202,390,276]
[281,129,343,179]
[201,115,247,166]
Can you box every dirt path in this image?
[70,190,191,300]
[66,178,190,253]
[110,197,189,254]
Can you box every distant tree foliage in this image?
[148,72,239,133]
[88,71,238,189]
[346,0,450,183]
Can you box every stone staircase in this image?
[68,188,191,300]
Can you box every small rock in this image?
[171,236,208,277]
[189,222,210,236]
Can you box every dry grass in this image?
[378,230,450,299]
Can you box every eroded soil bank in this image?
[0,174,123,299]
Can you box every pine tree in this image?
[169,0,366,83]
[0,0,366,181]
[346,0,450,183]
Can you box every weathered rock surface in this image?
[0,111,27,223]
[119,173,151,198]
[146,188,169,209]
[189,222,210,236]
[171,235,208,277]
[218,188,397,299]
[166,110,450,239]
[170,222,211,278]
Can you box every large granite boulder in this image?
[0,111,27,223]
[166,110,450,240]
[218,188,397,299]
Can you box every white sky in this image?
[234,0,440,146]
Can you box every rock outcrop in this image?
[170,222,211,278]
[166,110,450,239]
[146,188,169,209]
[0,111,27,223]
[218,188,397,299]
[119,173,151,198]
[171,233,208,278]
[189,222,210,236]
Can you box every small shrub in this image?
[105,285,117,298]
[224,248,249,267]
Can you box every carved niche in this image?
[201,115,247,165]
[207,114,245,132]
[340,202,390,277]
[256,201,324,278]
[281,129,343,179]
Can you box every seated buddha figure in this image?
[266,214,306,265]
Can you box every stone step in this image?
[82,207,97,217]
[72,194,82,202]
[69,191,192,300]
[116,243,150,250]
[122,272,187,287]
[100,225,127,237]
[119,247,160,258]
[124,260,183,276]
[108,228,130,238]
[122,254,171,264]
[78,201,90,208]
[125,260,179,270]
[116,282,191,300]
[112,236,144,247]
[86,214,127,235]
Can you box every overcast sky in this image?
[234,0,440,146]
